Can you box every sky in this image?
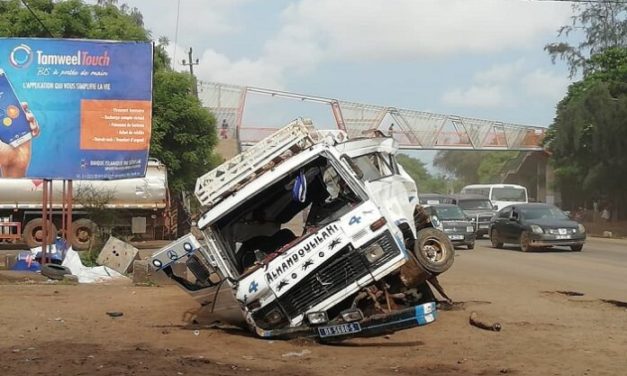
[95,0,579,168]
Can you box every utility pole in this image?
[181,47,199,98]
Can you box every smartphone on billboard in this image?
[0,68,32,147]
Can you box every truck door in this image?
[344,152,415,229]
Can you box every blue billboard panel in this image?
[0,38,152,180]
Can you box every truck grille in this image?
[277,231,400,319]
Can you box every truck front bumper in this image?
[254,302,437,341]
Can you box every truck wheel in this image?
[23,218,57,249]
[413,228,454,274]
[70,219,98,250]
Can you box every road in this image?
[450,237,627,302]
[0,236,626,376]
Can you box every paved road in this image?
[451,236,627,302]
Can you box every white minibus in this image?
[460,184,528,211]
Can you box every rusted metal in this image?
[41,179,48,264]
[67,180,73,244]
[60,180,73,245]
[0,222,21,242]
[427,276,453,304]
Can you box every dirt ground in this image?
[1,240,626,376]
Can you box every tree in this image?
[151,59,219,192]
[0,0,219,194]
[396,154,449,194]
[433,150,521,187]
[544,48,627,217]
[545,2,627,77]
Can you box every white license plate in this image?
[555,235,571,240]
[318,322,361,338]
[479,224,489,229]
[449,235,464,240]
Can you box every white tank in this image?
[0,159,168,209]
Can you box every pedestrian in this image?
[601,207,610,222]
[388,123,394,137]
[220,119,229,139]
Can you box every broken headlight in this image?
[264,308,285,326]
[363,242,385,264]
[340,308,363,323]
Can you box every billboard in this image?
[0,38,152,180]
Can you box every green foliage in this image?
[0,1,220,194]
[433,150,521,187]
[396,154,449,194]
[0,0,148,40]
[545,2,627,77]
[546,46,627,216]
[151,66,218,192]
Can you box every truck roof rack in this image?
[194,118,319,208]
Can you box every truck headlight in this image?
[340,308,363,323]
[530,225,543,234]
[307,311,328,325]
[466,226,474,233]
[364,243,385,263]
[578,224,586,233]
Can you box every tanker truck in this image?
[0,159,173,250]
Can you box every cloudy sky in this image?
[96,0,578,165]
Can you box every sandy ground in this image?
[1,238,626,376]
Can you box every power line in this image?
[172,0,181,70]
[20,0,55,38]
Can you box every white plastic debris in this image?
[61,248,128,284]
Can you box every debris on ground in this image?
[106,311,124,318]
[469,311,502,332]
[281,349,311,358]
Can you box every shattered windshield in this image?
[212,155,363,275]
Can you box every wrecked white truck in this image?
[150,119,454,340]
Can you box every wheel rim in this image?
[421,236,448,265]
[33,228,44,242]
[74,226,93,246]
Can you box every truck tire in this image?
[70,219,98,250]
[23,218,57,249]
[413,228,454,275]
[41,263,72,280]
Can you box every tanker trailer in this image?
[0,159,171,250]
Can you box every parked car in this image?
[425,204,475,249]
[450,194,496,238]
[419,193,453,205]
[489,203,586,252]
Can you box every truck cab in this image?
[151,119,454,340]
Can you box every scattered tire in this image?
[22,218,57,249]
[70,218,98,250]
[490,229,503,249]
[41,263,72,280]
[571,244,584,252]
[413,227,454,274]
